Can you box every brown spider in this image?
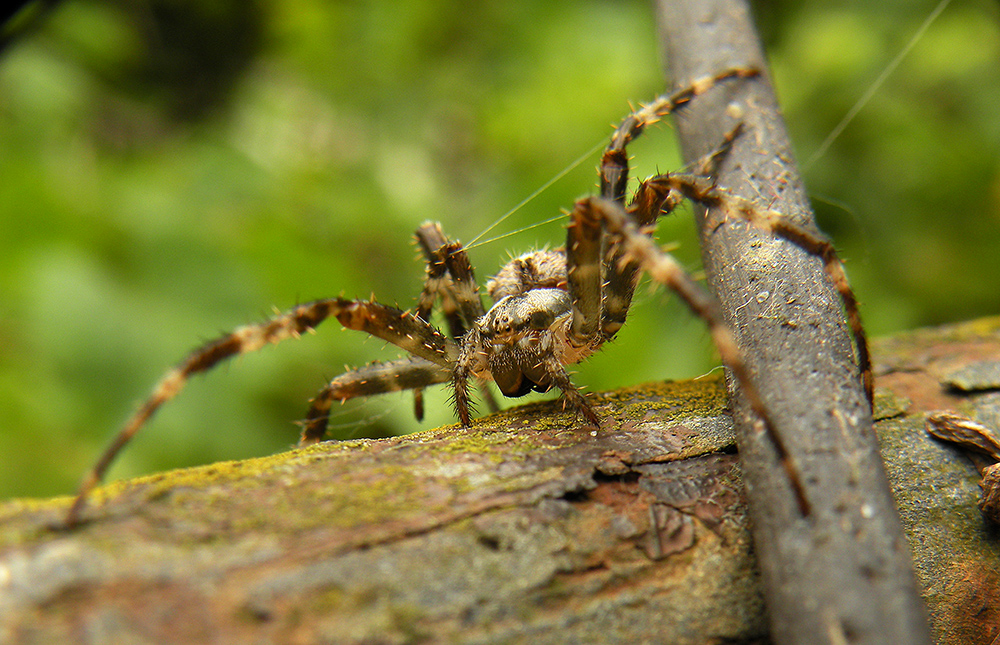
[65,67,870,527]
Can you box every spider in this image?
[65,67,871,527]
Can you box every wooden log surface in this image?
[1,318,999,644]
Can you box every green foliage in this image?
[1,0,998,499]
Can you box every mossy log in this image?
[2,319,999,644]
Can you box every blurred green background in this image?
[1,0,998,500]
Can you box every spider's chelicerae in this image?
[66,67,871,526]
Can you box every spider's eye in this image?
[528,310,555,330]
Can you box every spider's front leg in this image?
[66,297,456,527]
[412,223,500,420]
[529,193,615,428]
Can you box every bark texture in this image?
[654,1,931,643]
[1,319,999,644]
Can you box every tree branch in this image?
[653,1,931,643]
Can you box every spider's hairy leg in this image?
[539,354,601,427]
[319,296,472,438]
[583,195,811,515]
[598,172,692,339]
[300,357,451,444]
[451,331,479,427]
[555,200,611,427]
[65,297,456,528]
[65,299,343,527]
[438,240,503,419]
[596,74,754,339]
[413,222,499,418]
[439,244,488,329]
[414,222,468,338]
[648,173,873,407]
[600,66,759,204]
[414,221,488,329]
[411,222,467,421]
[566,201,604,346]
[332,298,458,366]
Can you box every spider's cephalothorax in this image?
[66,66,871,526]
[467,287,578,395]
[458,249,599,419]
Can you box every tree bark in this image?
[2,319,999,644]
[654,1,932,643]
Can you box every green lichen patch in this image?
[598,375,728,426]
[873,388,910,421]
[939,316,1000,341]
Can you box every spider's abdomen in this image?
[487,249,567,301]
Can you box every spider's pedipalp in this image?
[451,335,479,427]
[452,289,601,427]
